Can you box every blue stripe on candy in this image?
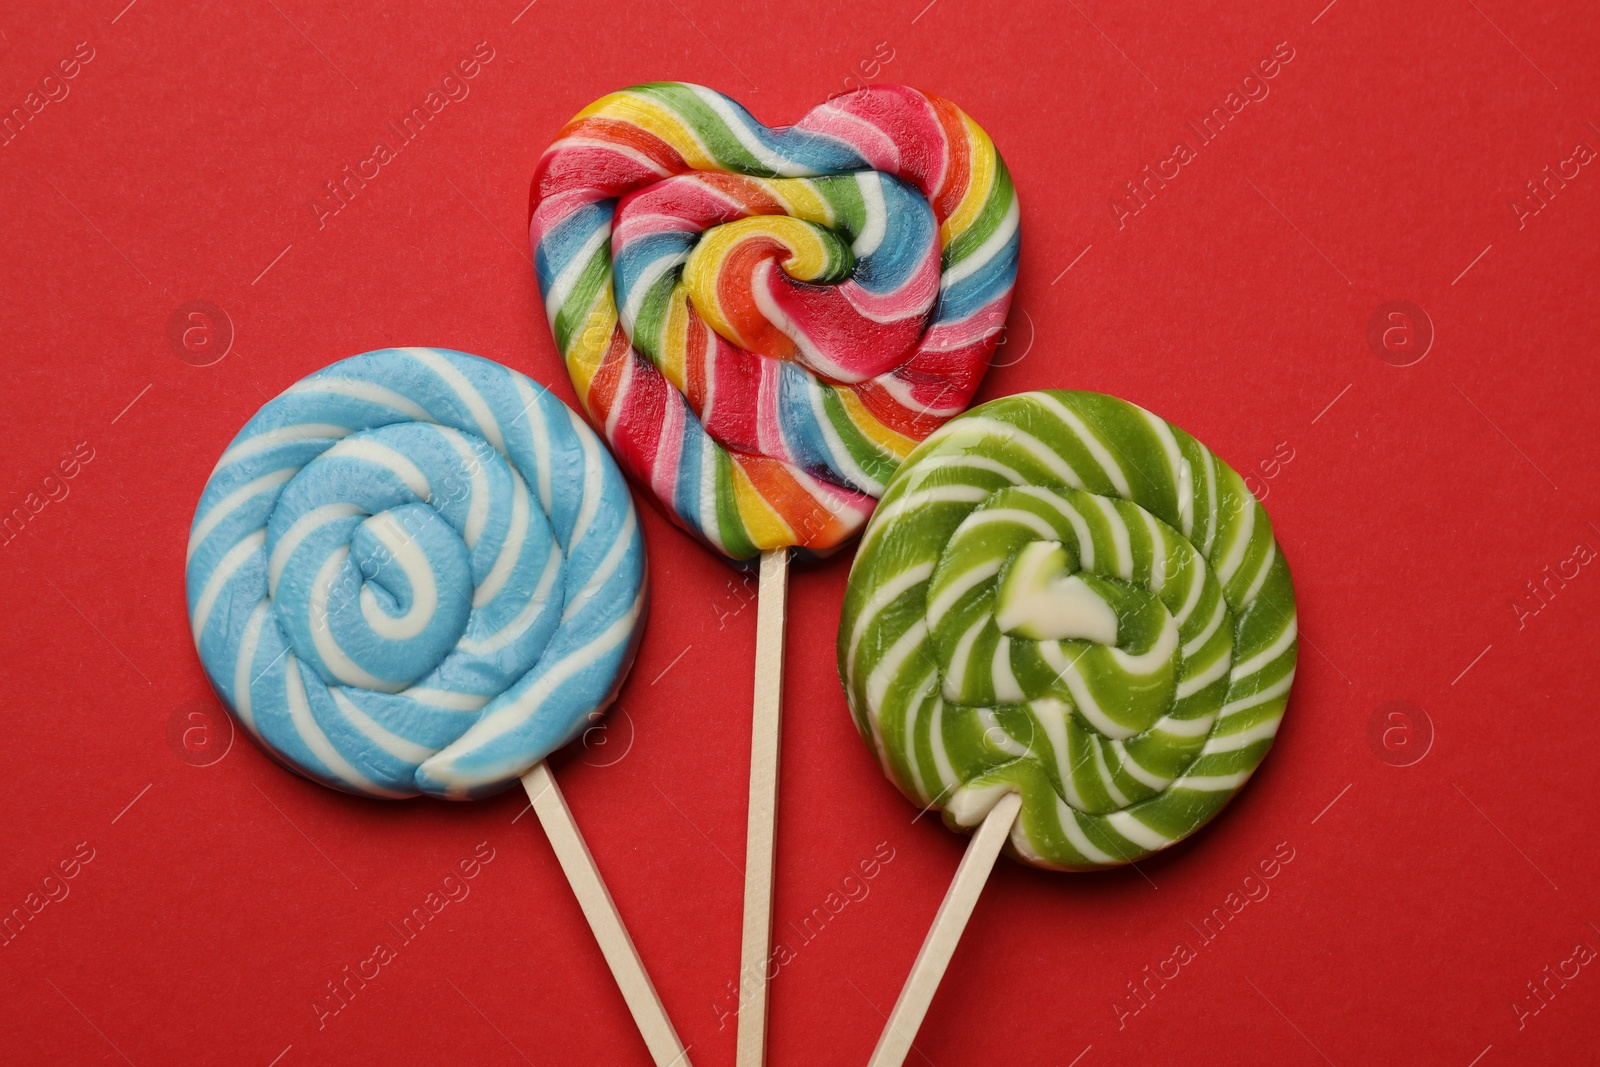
[775,363,860,491]
[848,175,936,295]
[670,416,712,544]
[933,231,1021,325]
[535,201,615,292]
[612,231,697,320]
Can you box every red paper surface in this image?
[4,1,1599,1064]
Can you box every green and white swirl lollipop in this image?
[838,390,1297,1065]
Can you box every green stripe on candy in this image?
[711,447,757,560]
[553,241,613,357]
[837,391,1297,871]
[943,160,1016,268]
[817,386,899,490]
[632,83,777,176]
[814,175,866,239]
[628,277,678,368]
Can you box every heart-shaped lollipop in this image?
[530,82,1020,1065]
[530,81,1019,557]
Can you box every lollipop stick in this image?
[868,791,1023,1067]
[736,547,789,1066]
[521,761,691,1067]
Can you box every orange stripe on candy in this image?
[927,96,971,231]
[560,116,690,175]
[732,454,855,549]
[684,300,710,413]
[728,454,794,546]
[582,325,633,424]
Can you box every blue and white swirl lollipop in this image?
[184,348,689,1065]
[186,347,646,799]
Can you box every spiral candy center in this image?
[266,423,561,697]
[924,482,1234,816]
[645,172,936,385]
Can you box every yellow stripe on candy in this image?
[566,292,619,397]
[940,115,996,249]
[766,178,834,227]
[574,93,720,172]
[835,389,918,460]
[681,226,740,344]
[729,461,794,546]
[683,216,841,351]
[572,91,631,121]
[656,286,693,395]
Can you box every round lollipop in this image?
[530,82,1019,1064]
[184,347,685,1064]
[838,390,1298,1065]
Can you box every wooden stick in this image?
[867,791,1023,1067]
[522,760,691,1067]
[735,548,789,1067]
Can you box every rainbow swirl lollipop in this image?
[530,81,1019,557]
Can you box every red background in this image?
[3,1,1598,1064]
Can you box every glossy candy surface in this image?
[530,82,1020,558]
[838,392,1297,869]
[185,348,646,799]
